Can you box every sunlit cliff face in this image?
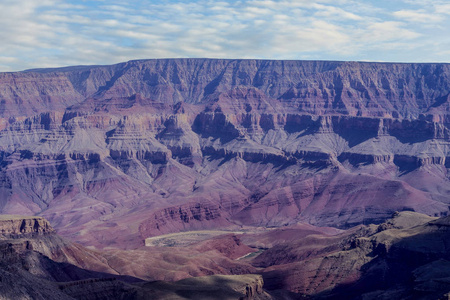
[1,59,450,250]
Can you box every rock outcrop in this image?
[0,215,54,237]
[0,215,275,300]
[3,211,450,299]
[1,59,450,249]
[250,211,450,299]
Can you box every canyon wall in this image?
[1,59,450,248]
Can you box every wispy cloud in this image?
[0,0,448,71]
[393,9,445,23]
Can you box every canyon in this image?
[1,59,450,298]
[0,215,273,299]
[2,210,450,299]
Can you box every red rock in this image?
[0,59,450,250]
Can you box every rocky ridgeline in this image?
[2,59,450,119]
[253,211,450,299]
[1,59,450,248]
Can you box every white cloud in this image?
[393,9,445,23]
[366,21,421,42]
[435,4,450,15]
[313,4,364,21]
[0,0,448,71]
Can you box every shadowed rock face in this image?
[6,209,450,300]
[3,213,450,300]
[253,211,450,300]
[1,59,450,249]
[0,215,274,300]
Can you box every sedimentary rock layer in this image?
[1,59,450,248]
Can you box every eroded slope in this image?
[1,59,450,248]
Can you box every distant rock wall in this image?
[1,59,450,118]
[1,59,450,248]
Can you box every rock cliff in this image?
[1,59,450,248]
[2,211,450,299]
[253,211,450,299]
[0,215,54,237]
[0,215,275,299]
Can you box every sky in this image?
[0,0,449,72]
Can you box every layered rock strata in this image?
[1,59,450,248]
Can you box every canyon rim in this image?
[2,58,450,299]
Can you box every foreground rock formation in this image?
[3,212,450,299]
[0,215,273,299]
[0,59,450,250]
[253,211,450,300]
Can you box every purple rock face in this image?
[1,59,450,249]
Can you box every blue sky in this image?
[1,0,449,71]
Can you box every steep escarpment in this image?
[1,59,450,249]
[5,59,450,118]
